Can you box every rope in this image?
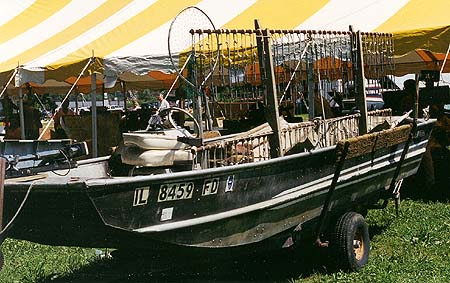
[439,43,450,81]
[149,55,193,131]
[0,181,36,237]
[38,58,94,140]
[317,69,326,120]
[51,149,72,176]
[280,39,311,103]
[0,68,18,99]
[162,53,192,107]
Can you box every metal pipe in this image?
[314,141,349,247]
[91,72,98,158]
[18,87,25,139]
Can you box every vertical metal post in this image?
[388,127,414,216]
[190,51,204,139]
[315,141,349,247]
[355,31,368,134]
[414,74,420,121]
[18,87,25,139]
[121,81,127,112]
[255,20,266,96]
[195,94,203,136]
[203,92,213,131]
[307,61,315,121]
[91,73,98,158]
[75,90,79,113]
[255,20,283,158]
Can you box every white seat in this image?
[121,128,194,167]
[121,146,193,167]
[123,128,192,150]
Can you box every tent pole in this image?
[414,74,419,120]
[307,58,315,121]
[0,68,18,99]
[439,43,450,78]
[91,73,98,158]
[38,58,92,141]
[121,81,127,111]
[18,87,25,139]
[355,31,368,134]
[75,88,79,113]
[102,84,105,107]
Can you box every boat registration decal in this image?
[160,207,174,221]
[202,178,219,196]
[157,182,194,202]
[133,187,150,206]
[225,175,234,192]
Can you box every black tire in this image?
[332,212,369,271]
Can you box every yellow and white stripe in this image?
[294,0,411,31]
[0,0,449,88]
[0,0,36,27]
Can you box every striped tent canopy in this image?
[1,0,449,90]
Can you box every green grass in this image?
[0,240,97,283]
[0,199,450,282]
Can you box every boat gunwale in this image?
[85,118,434,188]
[3,119,435,191]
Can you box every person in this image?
[3,94,18,120]
[157,93,170,111]
[279,104,299,123]
[3,94,19,137]
[244,100,265,124]
[53,99,75,138]
[313,93,334,119]
[23,98,42,140]
[175,86,187,127]
[146,93,170,131]
[428,104,450,198]
[399,79,416,116]
[127,98,141,111]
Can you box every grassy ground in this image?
[0,240,96,283]
[0,198,449,283]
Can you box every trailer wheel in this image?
[333,212,369,271]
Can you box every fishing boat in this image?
[0,15,436,272]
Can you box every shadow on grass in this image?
[37,245,336,283]
[368,222,390,242]
[402,177,450,203]
[401,156,450,203]
[34,219,393,283]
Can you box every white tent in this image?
[1,0,449,155]
[1,0,449,88]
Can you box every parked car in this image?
[108,105,124,112]
[140,101,159,110]
[76,107,90,115]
